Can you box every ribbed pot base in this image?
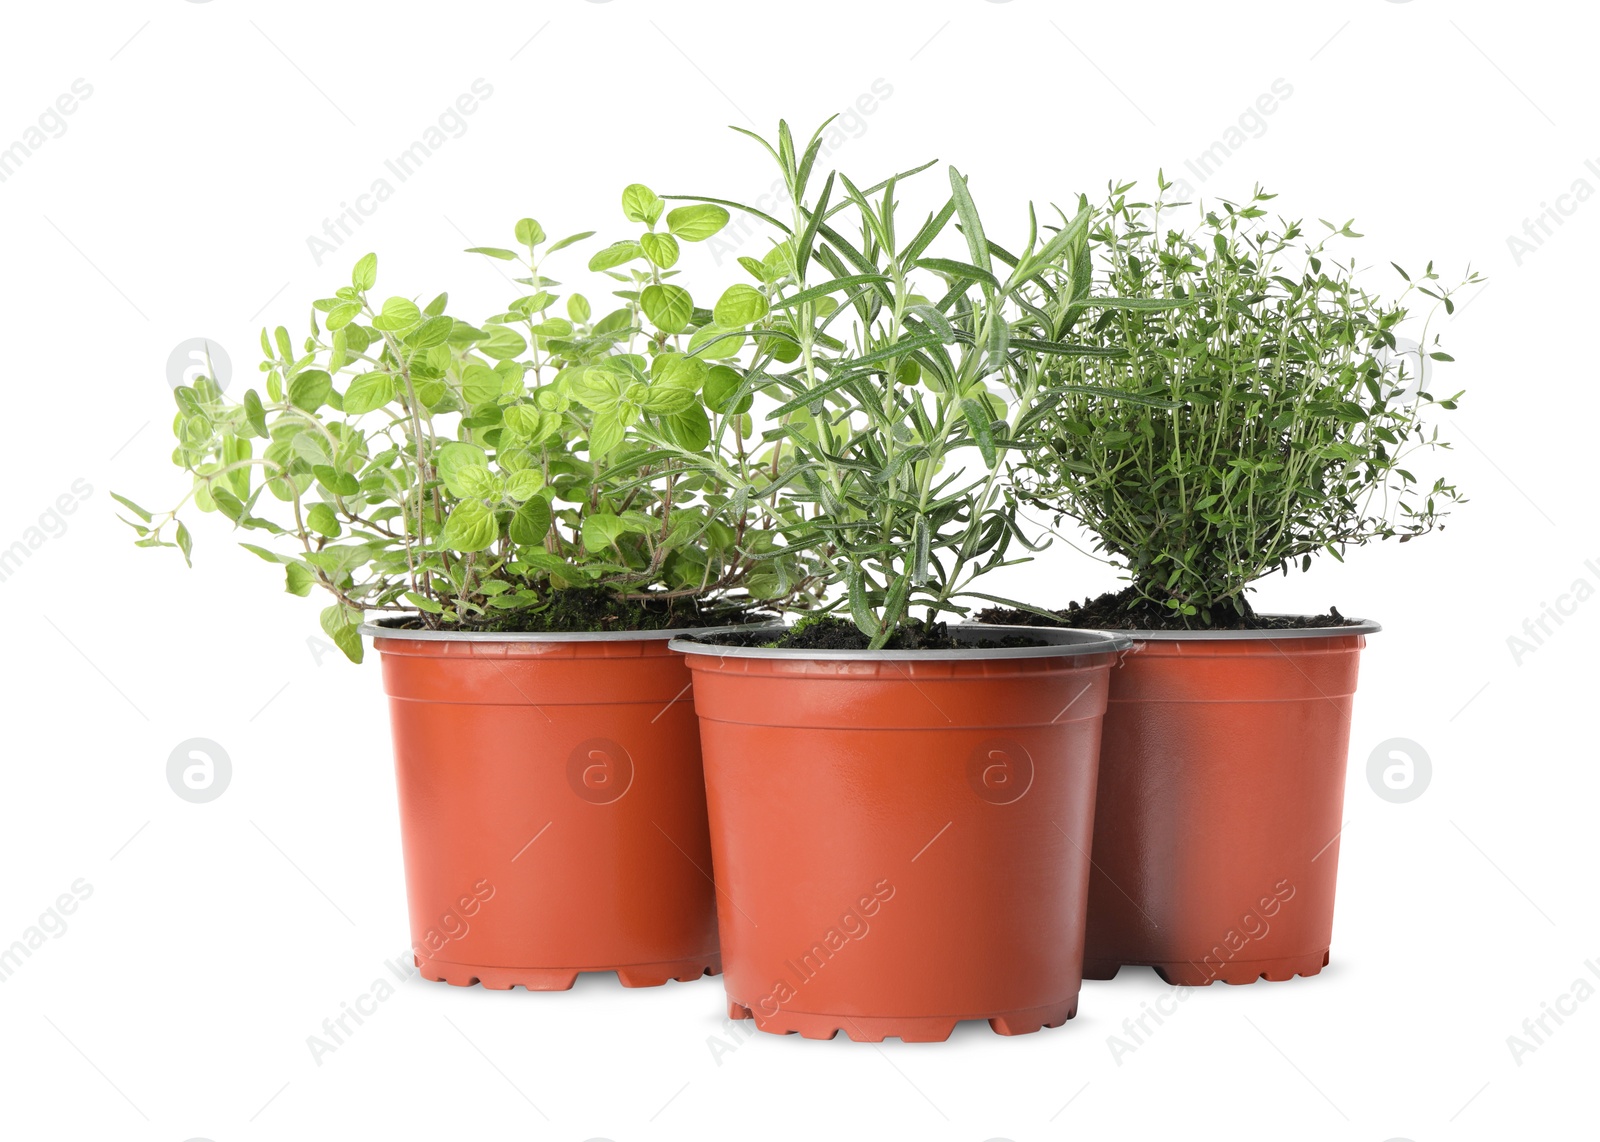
[1083,949,1329,986]
[726,996,1078,1042]
[415,953,721,991]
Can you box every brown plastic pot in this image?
[1082,619,1380,985]
[360,620,723,990]
[671,624,1130,1042]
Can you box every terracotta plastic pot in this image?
[1082,619,1380,985]
[671,624,1130,1042]
[360,621,723,990]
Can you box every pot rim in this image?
[358,614,774,643]
[1098,615,1381,641]
[669,622,1133,661]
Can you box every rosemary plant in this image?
[667,121,1144,648]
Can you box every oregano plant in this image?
[117,198,826,661]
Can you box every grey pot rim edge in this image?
[669,623,1133,662]
[1095,615,1381,642]
[357,615,776,643]
[359,613,1376,649]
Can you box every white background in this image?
[1,1,1594,1139]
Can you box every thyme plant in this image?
[1020,177,1480,625]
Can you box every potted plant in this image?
[666,122,1131,1041]
[991,178,1479,984]
[116,199,825,990]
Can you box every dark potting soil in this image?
[387,587,771,635]
[695,614,1050,651]
[976,586,1358,632]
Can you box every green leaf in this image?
[621,183,664,225]
[1007,203,1091,292]
[285,562,316,596]
[290,430,331,468]
[703,365,752,414]
[1086,296,1194,312]
[446,320,486,347]
[593,307,635,336]
[794,171,835,281]
[569,366,623,412]
[458,465,499,498]
[370,296,422,332]
[845,566,881,638]
[641,284,694,334]
[713,284,769,328]
[405,591,444,613]
[948,166,991,276]
[288,369,333,411]
[644,384,697,415]
[962,397,998,468]
[763,240,796,278]
[413,377,447,408]
[328,328,350,373]
[405,315,454,348]
[466,247,519,260]
[221,436,251,498]
[770,272,891,310]
[481,323,528,360]
[640,231,680,269]
[665,405,711,451]
[313,465,360,497]
[442,499,499,552]
[110,492,152,523]
[243,389,269,436]
[320,604,364,664]
[666,203,730,241]
[588,412,624,456]
[767,370,864,418]
[1007,336,1135,363]
[508,496,553,545]
[352,253,378,291]
[436,442,491,497]
[514,217,546,246]
[687,325,745,358]
[505,469,545,501]
[547,230,595,253]
[502,403,554,443]
[985,315,1010,372]
[460,363,504,407]
[916,257,1001,293]
[326,301,361,330]
[582,512,628,551]
[862,334,953,374]
[910,516,931,585]
[306,502,342,538]
[588,241,643,272]
[342,372,394,414]
[331,626,367,663]
[653,352,707,392]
